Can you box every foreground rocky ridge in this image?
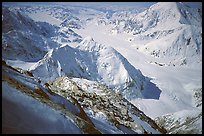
[46,76,166,134]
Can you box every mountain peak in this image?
[145,2,201,27]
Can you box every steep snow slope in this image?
[2,61,101,134]
[30,37,161,100]
[2,6,52,61]
[29,46,85,81]
[2,82,82,134]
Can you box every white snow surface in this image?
[2,2,202,131]
[2,82,82,134]
[27,11,62,26]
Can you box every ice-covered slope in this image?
[30,37,161,100]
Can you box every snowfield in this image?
[2,2,202,134]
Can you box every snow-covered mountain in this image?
[122,2,202,65]
[102,2,202,66]
[2,2,202,134]
[2,6,54,61]
[155,109,202,134]
[2,6,83,62]
[134,2,202,66]
[29,36,161,100]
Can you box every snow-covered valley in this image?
[2,2,202,134]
